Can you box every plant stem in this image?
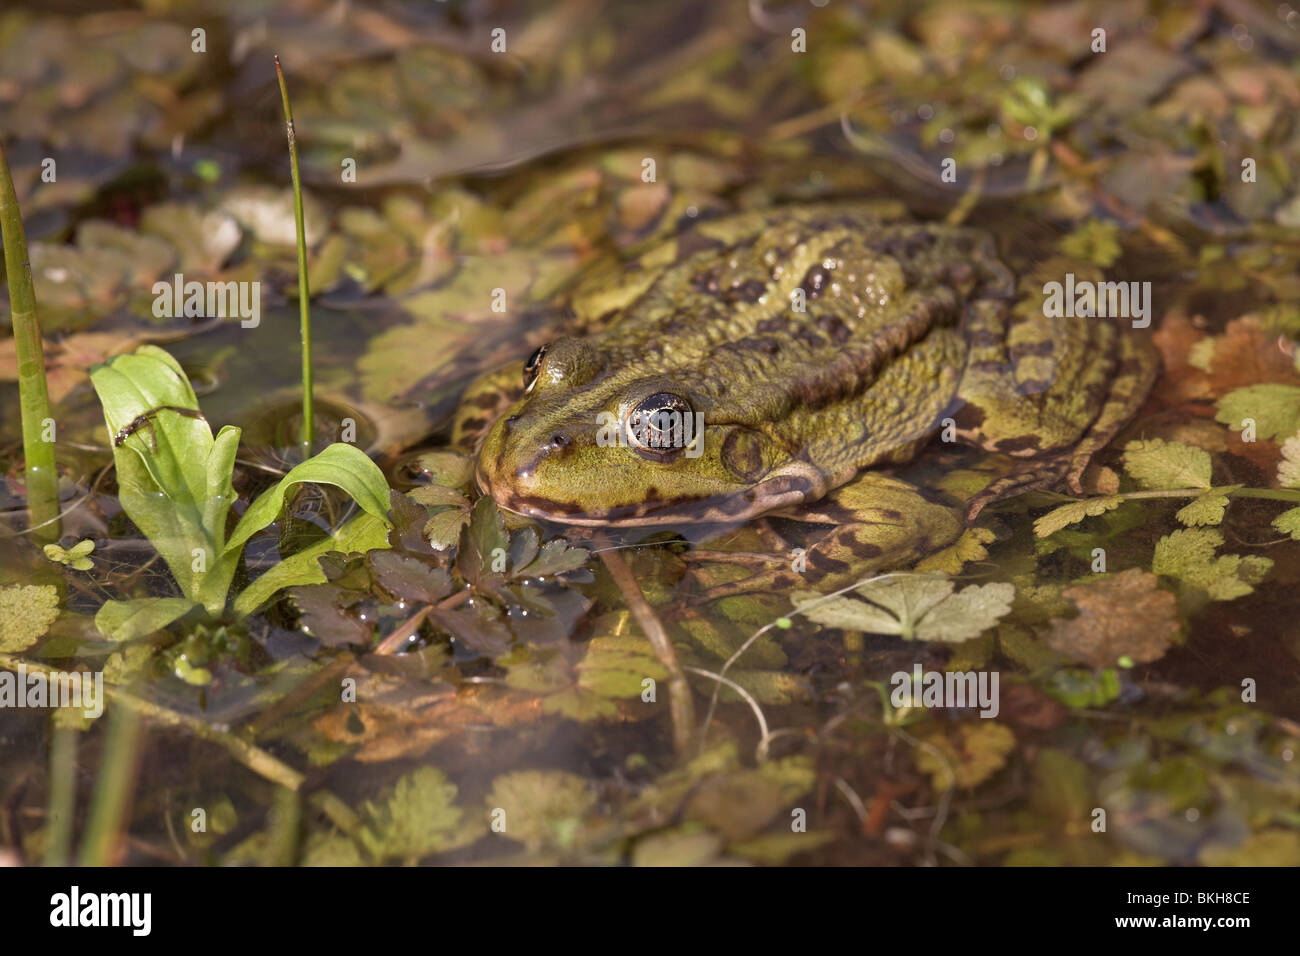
[43,721,78,866]
[598,540,695,759]
[78,703,144,866]
[275,55,313,460]
[0,140,60,542]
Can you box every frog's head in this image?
[475,337,826,526]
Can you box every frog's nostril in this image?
[549,433,571,448]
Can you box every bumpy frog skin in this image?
[465,205,1158,594]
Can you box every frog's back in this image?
[580,206,1020,479]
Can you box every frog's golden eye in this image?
[522,344,549,394]
[627,392,694,460]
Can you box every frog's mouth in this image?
[475,462,827,528]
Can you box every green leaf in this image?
[1215,384,1300,441]
[1033,495,1123,537]
[515,538,589,578]
[44,539,96,570]
[423,507,471,550]
[233,512,392,617]
[1152,528,1273,601]
[456,495,509,584]
[407,484,470,508]
[94,597,197,641]
[1122,438,1211,490]
[1174,489,1233,527]
[1272,507,1300,541]
[369,551,453,604]
[356,767,481,863]
[224,443,391,560]
[1277,434,1300,489]
[89,347,241,612]
[796,574,1015,643]
[483,770,596,851]
[0,584,60,651]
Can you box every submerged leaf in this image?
[1174,490,1232,527]
[288,585,373,648]
[915,722,1016,791]
[484,770,596,851]
[1122,438,1211,490]
[1044,569,1179,668]
[357,767,480,863]
[1152,528,1273,600]
[797,574,1014,643]
[1034,495,1124,537]
[1215,384,1300,441]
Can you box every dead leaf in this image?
[1043,568,1179,668]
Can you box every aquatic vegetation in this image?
[0,139,58,542]
[88,344,391,637]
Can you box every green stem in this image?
[0,140,60,542]
[78,703,143,866]
[44,721,78,866]
[275,55,313,460]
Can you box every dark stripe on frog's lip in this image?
[476,463,828,528]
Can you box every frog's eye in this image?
[522,344,549,394]
[626,392,695,461]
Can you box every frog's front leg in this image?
[689,473,964,604]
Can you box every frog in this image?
[455,204,1158,600]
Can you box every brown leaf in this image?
[1043,568,1179,668]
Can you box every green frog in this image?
[458,204,1158,599]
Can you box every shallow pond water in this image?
[2,0,1299,868]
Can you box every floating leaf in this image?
[288,585,373,648]
[456,496,510,585]
[0,584,60,651]
[1043,569,1179,668]
[1215,384,1300,441]
[1034,495,1124,537]
[424,507,472,550]
[515,538,589,578]
[1122,438,1211,490]
[796,574,1015,643]
[368,551,453,604]
[43,539,95,570]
